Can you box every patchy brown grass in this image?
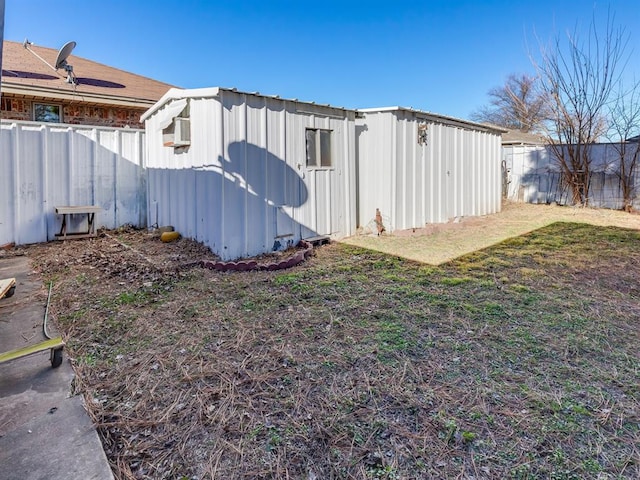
[25,209,640,479]
[344,201,640,264]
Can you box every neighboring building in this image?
[501,129,546,146]
[1,40,174,128]
[501,130,548,201]
[141,87,357,260]
[356,107,506,232]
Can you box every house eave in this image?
[1,82,158,109]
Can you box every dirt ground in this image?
[343,201,640,264]
[9,202,640,479]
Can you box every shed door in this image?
[306,128,335,236]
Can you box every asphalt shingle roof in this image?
[2,40,175,106]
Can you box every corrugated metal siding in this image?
[504,144,639,208]
[356,111,502,232]
[145,90,356,260]
[0,120,146,245]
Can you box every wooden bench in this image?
[55,205,102,240]
[0,277,16,299]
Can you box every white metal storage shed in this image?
[356,107,505,232]
[141,88,357,260]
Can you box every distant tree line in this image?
[472,12,640,209]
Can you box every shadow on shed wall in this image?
[147,141,315,260]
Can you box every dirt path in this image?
[342,201,640,264]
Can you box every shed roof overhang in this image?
[141,87,220,122]
[358,106,508,135]
[141,87,357,123]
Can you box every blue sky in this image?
[3,1,639,119]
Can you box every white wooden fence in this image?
[0,120,146,245]
[503,143,640,209]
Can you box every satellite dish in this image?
[54,41,76,69]
[23,39,78,85]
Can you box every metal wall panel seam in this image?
[0,124,14,244]
[415,121,421,225]
[326,164,332,235]
[280,103,289,238]
[470,132,476,217]
[309,113,318,233]
[114,129,121,225]
[447,128,462,220]
[66,126,74,208]
[242,95,249,257]
[460,129,465,217]
[347,113,356,235]
[405,116,411,229]
[420,123,426,226]
[42,125,50,240]
[401,116,407,230]
[343,115,350,234]
[13,124,21,244]
[138,130,146,228]
[496,134,502,213]
[90,129,97,211]
[262,97,270,252]
[428,122,434,223]
[484,133,490,215]
[391,113,397,231]
[490,134,495,212]
[479,132,485,215]
[219,91,226,252]
[429,123,436,223]
[452,127,458,218]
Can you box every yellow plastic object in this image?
[0,337,64,365]
[160,231,181,243]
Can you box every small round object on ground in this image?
[160,231,181,243]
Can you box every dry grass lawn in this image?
[17,202,640,479]
[344,201,640,264]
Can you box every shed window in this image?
[34,103,61,123]
[306,128,332,168]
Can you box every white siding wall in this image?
[145,90,356,260]
[356,111,502,232]
[0,121,146,245]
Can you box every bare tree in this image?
[607,84,640,210]
[534,12,629,205]
[471,73,549,132]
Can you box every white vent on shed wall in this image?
[174,117,191,146]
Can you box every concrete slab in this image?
[0,256,113,480]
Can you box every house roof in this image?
[1,40,175,108]
[501,129,547,145]
[141,87,356,122]
[357,106,507,135]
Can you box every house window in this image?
[306,128,332,168]
[34,103,62,123]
